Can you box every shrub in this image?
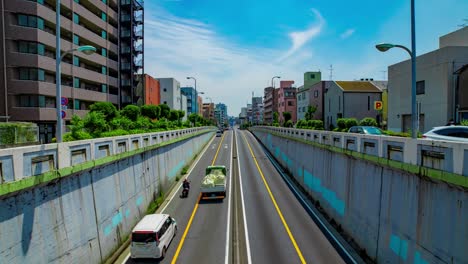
[284,120,293,127]
[110,116,134,130]
[296,120,306,128]
[159,104,171,119]
[337,118,346,130]
[141,105,160,119]
[359,117,378,127]
[383,130,410,137]
[83,111,108,136]
[344,118,358,129]
[63,131,92,142]
[89,102,118,121]
[121,105,141,121]
[135,116,152,130]
[461,119,468,126]
[0,122,38,145]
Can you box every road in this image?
[115,129,347,264]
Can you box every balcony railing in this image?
[121,14,131,22]
[121,46,131,54]
[121,79,131,86]
[121,62,131,70]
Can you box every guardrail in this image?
[253,126,468,177]
[0,127,212,184]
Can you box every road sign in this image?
[61,97,68,106]
[61,110,66,119]
[61,105,68,110]
[374,101,383,110]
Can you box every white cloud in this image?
[278,9,325,61]
[340,28,355,39]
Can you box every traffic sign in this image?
[61,105,68,110]
[61,97,68,106]
[61,110,66,119]
[374,101,383,110]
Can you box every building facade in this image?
[202,103,215,122]
[158,78,182,110]
[324,81,382,129]
[252,96,263,125]
[387,27,468,132]
[197,96,203,115]
[297,71,321,120]
[0,0,143,143]
[277,80,297,124]
[181,87,196,115]
[215,103,228,126]
[144,74,160,105]
[263,87,277,124]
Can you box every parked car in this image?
[422,126,468,142]
[348,126,384,135]
[130,214,177,259]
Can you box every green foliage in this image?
[181,165,189,175]
[141,105,160,119]
[110,116,134,130]
[273,112,279,123]
[337,118,347,130]
[147,192,165,214]
[99,129,130,138]
[272,122,280,127]
[282,112,292,123]
[383,130,410,137]
[284,120,293,127]
[83,111,108,136]
[178,110,186,121]
[89,102,118,121]
[461,119,468,126]
[168,110,180,121]
[159,104,171,119]
[121,105,141,121]
[345,118,358,129]
[305,105,317,121]
[359,117,378,127]
[0,122,38,145]
[296,120,306,128]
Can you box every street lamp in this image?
[55,45,96,143]
[375,0,417,139]
[271,76,281,88]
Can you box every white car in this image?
[422,126,468,142]
[130,214,177,259]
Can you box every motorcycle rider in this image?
[183,179,190,190]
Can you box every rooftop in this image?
[335,81,382,92]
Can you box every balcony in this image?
[135,44,143,53]
[135,14,143,24]
[121,46,131,54]
[121,30,131,38]
[121,79,131,86]
[121,62,131,70]
[121,14,131,22]
[134,30,143,38]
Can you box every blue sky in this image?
[144,0,468,116]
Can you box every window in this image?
[102,0,107,3]
[164,101,167,104]
[101,66,107,75]
[73,34,79,45]
[73,13,79,24]
[101,48,107,57]
[314,90,319,98]
[367,96,370,111]
[26,0,44,4]
[101,12,107,21]
[74,0,79,3]
[101,84,107,93]
[18,14,44,30]
[18,41,45,55]
[288,101,294,106]
[303,106,306,112]
[18,68,45,81]
[416,80,425,95]
[163,88,167,92]
[73,56,80,66]
[101,30,107,39]
[74,77,80,88]
[74,99,80,110]
[310,74,315,79]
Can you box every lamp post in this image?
[375,0,417,139]
[271,76,281,88]
[55,43,96,143]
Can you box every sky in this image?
[143,0,468,116]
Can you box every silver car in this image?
[422,126,468,142]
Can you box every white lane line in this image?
[121,134,216,263]
[225,132,233,264]
[236,130,252,264]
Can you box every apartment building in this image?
[158,78,182,110]
[0,0,144,143]
[202,102,214,122]
[277,80,297,124]
[297,71,321,120]
[144,74,160,105]
[181,86,196,115]
[263,86,277,124]
[252,96,263,125]
[215,103,227,126]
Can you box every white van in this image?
[130,214,177,259]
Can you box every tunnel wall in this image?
[252,128,467,264]
[0,130,213,264]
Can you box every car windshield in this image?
[364,127,383,135]
[132,232,156,243]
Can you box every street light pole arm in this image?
[394,44,413,57]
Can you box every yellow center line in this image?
[211,132,226,165]
[171,194,201,264]
[240,132,307,264]
[171,132,226,264]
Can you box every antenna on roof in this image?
[329,65,333,80]
[458,18,468,28]
[381,70,387,80]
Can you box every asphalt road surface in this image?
[115,129,346,264]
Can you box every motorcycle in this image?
[181,181,190,198]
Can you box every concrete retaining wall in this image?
[252,128,467,264]
[0,129,213,264]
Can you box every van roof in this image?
[132,214,169,232]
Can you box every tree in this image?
[121,105,141,121]
[359,117,378,127]
[141,105,160,119]
[177,110,186,121]
[89,102,118,121]
[273,112,279,123]
[188,113,199,126]
[159,104,171,119]
[83,111,108,136]
[168,110,180,121]
[305,105,317,121]
[282,112,292,123]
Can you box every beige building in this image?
[0,0,143,143]
[387,27,468,133]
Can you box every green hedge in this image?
[0,122,38,145]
